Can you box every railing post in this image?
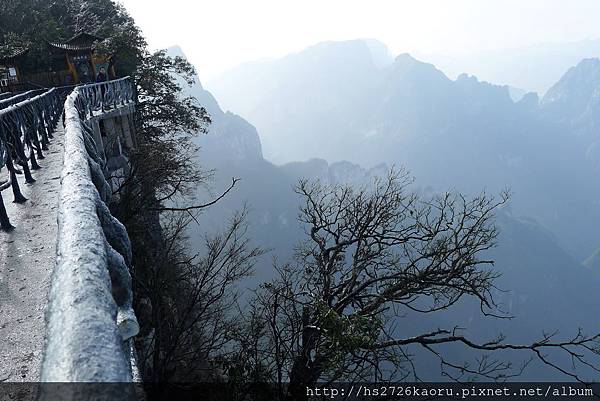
[0,191,14,231]
[5,154,27,203]
[0,88,61,228]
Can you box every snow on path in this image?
[0,122,64,382]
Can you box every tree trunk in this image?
[287,359,314,401]
[286,308,321,401]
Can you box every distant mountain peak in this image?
[165,45,265,163]
[543,57,600,104]
[392,53,443,72]
[361,39,394,68]
[394,52,418,64]
[575,57,600,68]
[541,57,600,128]
[388,53,450,83]
[293,39,393,71]
[456,72,478,82]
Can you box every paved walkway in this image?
[0,122,64,382]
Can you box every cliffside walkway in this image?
[0,121,64,381]
[0,79,139,398]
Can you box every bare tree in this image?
[136,209,264,383]
[246,168,600,401]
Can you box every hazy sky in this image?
[119,0,600,81]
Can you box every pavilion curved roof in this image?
[47,31,104,53]
[0,47,29,62]
[47,42,95,52]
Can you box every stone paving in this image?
[0,122,64,382]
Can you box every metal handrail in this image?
[75,76,135,117]
[0,88,62,230]
[0,89,45,110]
[0,77,135,230]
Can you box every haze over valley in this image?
[162,38,600,379]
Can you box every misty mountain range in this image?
[418,38,600,95]
[204,40,600,261]
[168,40,600,379]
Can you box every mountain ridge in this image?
[419,38,600,94]
[203,39,600,263]
[173,45,600,379]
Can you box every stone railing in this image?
[40,78,140,392]
[0,88,62,230]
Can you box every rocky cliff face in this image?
[541,58,600,175]
[168,46,263,165]
[542,58,600,135]
[208,40,538,167]
[280,158,388,186]
[208,39,393,163]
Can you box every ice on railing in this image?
[40,78,139,392]
[0,89,42,110]
[0,88,62,230]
